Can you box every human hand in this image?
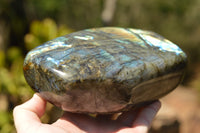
[13,94,161,133]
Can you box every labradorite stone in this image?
[23,27,187,113]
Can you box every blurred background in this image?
[0,0,200,132]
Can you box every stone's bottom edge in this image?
[37,70,185,114]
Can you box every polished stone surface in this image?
[23,27,187,113]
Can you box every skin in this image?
[13,94,161,133]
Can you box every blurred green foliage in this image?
[0,50,5,67]
[0,18,72,132]
[0,47,32,133]
[24,18,73,50]
[0,0,200,132]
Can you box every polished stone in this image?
[23,27,187,114]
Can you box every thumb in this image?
[13,94,46,133]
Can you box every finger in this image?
[60,112,95,124]
[13,93,47,133]
[132,100,161,129]
[116,127,148,133]
[117,108,141,126]
[54,112,97,132]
